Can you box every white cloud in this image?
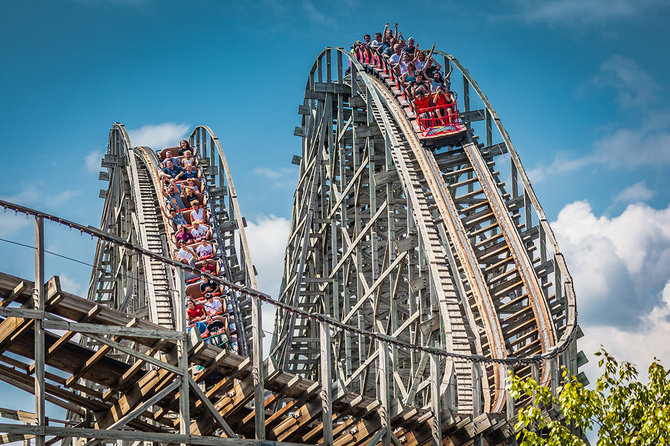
[552,201,670,379]
[246,215,290,296]
[552,201,670,328]
[245,215,290,355]
[85,150,102,173]
[127,122,189,149]
[614,181,655,204]
[505,0,668,27]
[58,274,82,295]
[580,280,670,379]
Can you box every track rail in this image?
[274,45,580,420]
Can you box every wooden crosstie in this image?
[0,272,515,445]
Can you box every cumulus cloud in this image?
[504,0,669,27]
[127,123,189,149]
[245,215,291,355]
[614,181,654,204]
[580,280,670,378]
[85,150,102,173]
[552,201,670,328]
[553,201,670,378]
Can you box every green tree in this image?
[510,349,670,445]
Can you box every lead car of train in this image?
[353,46,467,149]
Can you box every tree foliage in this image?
[510,348,670,446]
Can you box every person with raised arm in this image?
[163,178,186,210]
[410,71,431,98]
[432,86,456,125]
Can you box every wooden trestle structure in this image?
[0,46,584,446]
[0,270,517,445]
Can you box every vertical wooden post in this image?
[531,362,540,404]
[176,267,189,442]
[462,76,470,113]
[550,356,560,397]
[34,217,45,446]
[506,364,515,421]
[485,109,492,147]
[471,362,481,417]
[320,320,333,446]
[252,294,265,439]
[378,340,391,446]
[430,353,442,446]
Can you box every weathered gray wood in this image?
[251,294,265,439]
[188,375,237,438]
[319,321,333,445]
[41,321,183,339]
[33,217,45,446]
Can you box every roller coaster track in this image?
[273,46,581,420]
[87,123,257,350]
[0,45,583,446]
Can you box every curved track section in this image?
[89,123,257,349]
[273,47,579,417]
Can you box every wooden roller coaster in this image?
[0,44,585,446]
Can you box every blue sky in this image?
[2,0,670,419]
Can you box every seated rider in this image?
[410,71,430,97]
[401,62,416,87]
[432,86,456,124]
[162,159,185,180]
[182,164,200,180]
[169,208,187,230]
[184,177,201,193]
[370,32,383,51]
[178,140,195,157]
[199,274,220,295]
[176,241,198,264]
[191,221,211,242]
[186,299,207,322]
[203,294,224,316]
[164,179,186,210]
[195,240,215,259]
[162,150,180,167]
[198,259,218,275]
[190,203,207,224]
[187,318,209,338]
[430,71,444,92]
[175,224,194,246]
[181,150,197,169]
[204,315,227,335]
[403,37,417,56]
[413,88,433,125]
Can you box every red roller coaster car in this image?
[415,101,466,146]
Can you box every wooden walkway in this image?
[0,272,516,445]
